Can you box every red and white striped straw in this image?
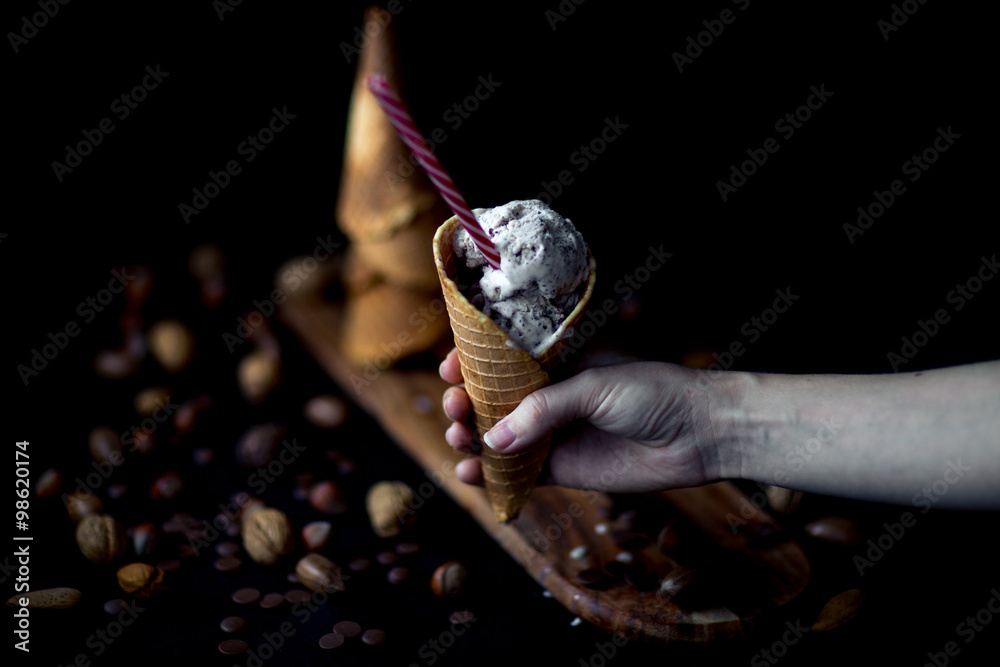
[366,74,501,269]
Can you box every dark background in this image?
[5,1,998,666]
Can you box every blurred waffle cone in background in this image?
[334,5,451,366]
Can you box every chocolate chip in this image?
[218,639,248,655]
[361,629,386,645]
[611,530,651,550]
[284,589,312,604]
[333,621,361,637]
[348,558,371,572]
[624,566,659,592]
[318,632,345,649]
[259,593,284,609]
[387,566,410,584]
[395,542,420,555]
[220,616,245,633]
[156,559,181,572]
[103,599,128,615]
[375,551,398,566]
[214,557,242,572]
[232,588,261,604]
[216,541,240,557]
[449,610,476,624]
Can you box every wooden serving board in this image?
[278,286,811,644]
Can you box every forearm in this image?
[714,360,1000,508]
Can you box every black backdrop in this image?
[5,2,999,666]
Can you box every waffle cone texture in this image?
[433,216,597,523]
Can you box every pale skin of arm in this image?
[440,349,1000,509]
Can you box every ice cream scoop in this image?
[453,200,589,357]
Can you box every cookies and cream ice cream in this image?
[452,200,589,357]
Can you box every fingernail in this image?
[442,391,456,419]
[483,421,515,451]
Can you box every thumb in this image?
[483,371,598,454]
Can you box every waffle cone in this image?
[336,7,442,243]
[433,216,597,523]
[351,203,450,290]
[340,282,449,366]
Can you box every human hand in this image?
[439,347,723,493]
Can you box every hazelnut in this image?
[75,514,125,566]
[236,423,286,468]
[430,561,467,599]
[116,563,165,598]
[35,468,63,499]
[129,522,158,556]
[148,320,194,373]
[308,481,347,515]
[150,471,184,501]
[6,588,82,609]
[242,508,293,565]
[237,350,281,404]
[295,553,345,593]
[88,426,124,467]
[365,481,414,538]
[65,492,103,523]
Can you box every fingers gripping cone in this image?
[433,216,597,523]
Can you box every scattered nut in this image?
[236,424,286,468]
[301,521,332,552]
[174,394,212,434]
[35,468,63,499]
[365,481,414,538]
[94,349,139,379]
[65,492,103,523]
[150,471,184,501]
[430,561,467,599]
[6,588,82,609]
[148,320,194,373]
[242,508,294,565]
[811,588,865,632]
[75,514,125,566]
[237,349,281,404]
[295,553,345,593]
[303,395,348,429]
[134,386,172,416]
[116,563,165,598]
[308,481,347,515]
[88,426,124,468]
[129,523,158,556]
